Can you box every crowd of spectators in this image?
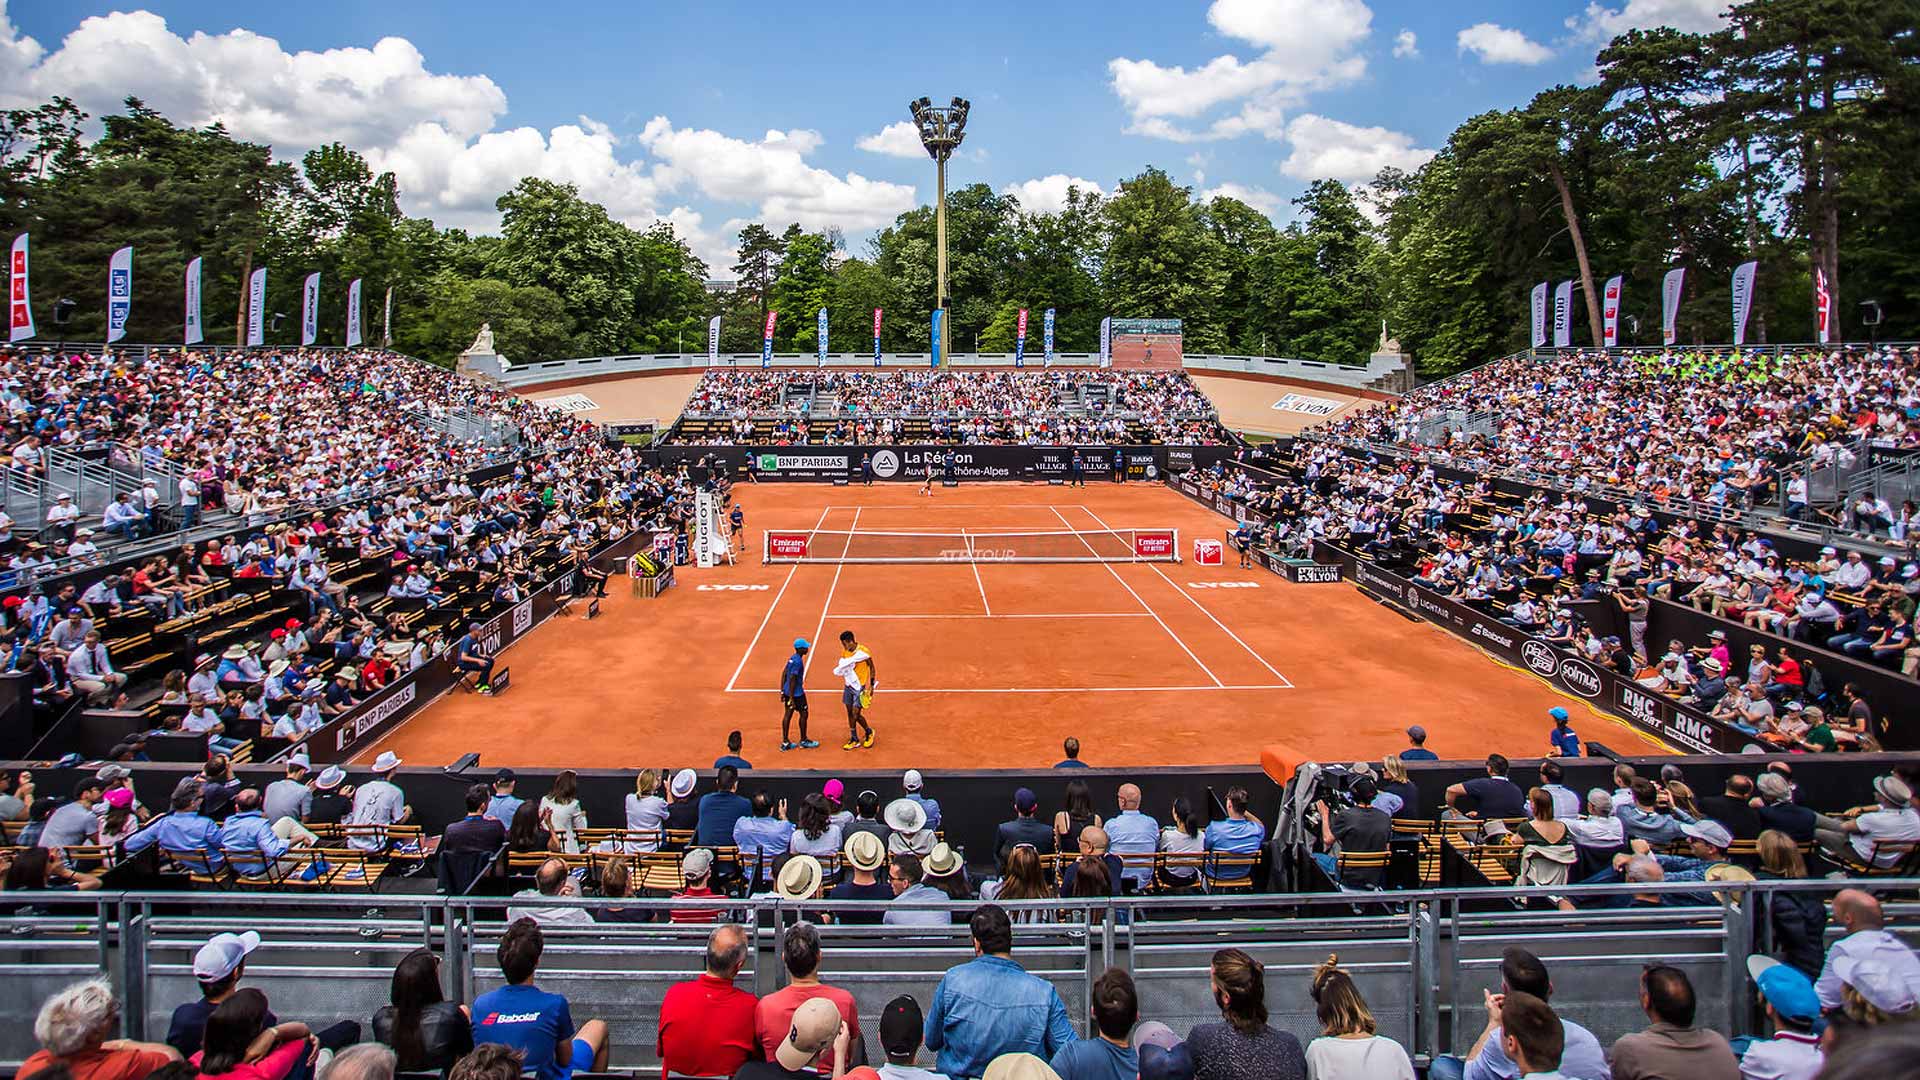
[673,370,1225,445]
[1317,346,1920,536]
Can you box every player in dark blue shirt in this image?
[780,638,817,751]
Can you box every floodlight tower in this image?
[910,95,969,365]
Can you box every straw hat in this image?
[924,842,963,877]
[844,830,885,872]
[775,855,824,901]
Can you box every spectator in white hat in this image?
[346,752,411,853]
[884,798,934,857]
[664,767,701,834]
[1814,775,1920,868]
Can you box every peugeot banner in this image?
[106,246,133,344]
[1660,267,1684,346]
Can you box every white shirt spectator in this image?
[1814,928,1920,1010]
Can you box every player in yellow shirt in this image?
[831,629,877,750]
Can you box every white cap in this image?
[193,931,261,981]
[903,769,924,792]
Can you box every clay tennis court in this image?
[359,483,1673,769]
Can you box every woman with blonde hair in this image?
[1756,829,1824,977]
[1664,780,1702,821]
[1304,955,1414,1079]
[622,769,667,853]
[1377,756,1418,816]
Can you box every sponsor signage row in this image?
[1166,477,1341,584]
[1310,542,1753,754]
[653,445,1231,483]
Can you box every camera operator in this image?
[1313,776,1392,889]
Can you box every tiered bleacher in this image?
[669,369,1228,446]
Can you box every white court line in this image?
[1048,504,1223,688]
[1076,503,1295,688]
[827,612,1155,619]
[724,504,831,692]
[803,506,860,678]
[963,528,992,615]
[724,684,1290,694]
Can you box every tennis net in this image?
[762,528,1180,564]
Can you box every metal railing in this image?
[1,879,1914,1070]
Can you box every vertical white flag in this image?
[816,307,828,366]
[1530,282,1548,348]
[184,256,204,344]
[1098,316,1112,368]
[345,278,363,346]
[300,272,320,345]
[1731,260,1757,346]
[1601,275,1622,348]
[246,267,267,346]
[1551,280,1572,348]
[1660,268,1684,346]
[106,246,133,344]
[383,285,393,346]
[706,315,721,365]
[1814,267,1831,345]
[8,233,33,342]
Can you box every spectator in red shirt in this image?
[755,922,863,1069]
[657,924,759,1078]
[22,979,181,1080]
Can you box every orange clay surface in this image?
[358,483,1675,769]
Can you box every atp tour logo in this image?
[1521,640,1559,676]
[871,450,901,478]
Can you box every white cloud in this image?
[1568,0,1729,43]
[1001,175,1106,214]
[638,118,916,233]
[1200,182,1285,219]
[1456,23,1555,66]
[1108,0,1371,142]
[855,120,926,159]
[1280,114,1437,182]
[1392,30,1419,59]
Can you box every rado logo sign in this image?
[1557,657,1604,698]
[1521,640,1559,676]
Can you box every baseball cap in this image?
[903,769,924,792]
[95,763,131,782]
[1833,954,1918,1016]
[793,637,810,650]
[1406,724,1427,741]
[1014,787,1038,813]
[670,768,697,798]
[822,778,845,804]
[1132,1021,1182,1052]
[1681,819,1733,850]
[879,995,925,1059]
[193,931,261,981]
[1548,707,1569,722]
[776,998,843,1070]
[1747,956,1821,1024]
[682,847,714,879]
[103,787,134,810]
[493,768,516,784]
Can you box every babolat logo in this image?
[1520,640,1559,676]
[1557,657,1603,698]
[481,1012,542,1026]
[1470,622,1515,650]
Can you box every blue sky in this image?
[3,0,1726,268]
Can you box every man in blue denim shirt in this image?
[924,904,1075,1078]
[123,777,225,872]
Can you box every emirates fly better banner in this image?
[183,256,203,344]
[246,267,267,346]
[345,278,363,346]
[106,246,133,344]
[1601,275,1622,348]
[1731,260,1757,346]
[1530,282,1548,348]
[9,233,32,342]
[1551,280,1572,348]
[301,272,320,346]
[1660,268,1684,346]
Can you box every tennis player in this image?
[779,638,817,751]
[832,630,876,750]
[919,459,935,497]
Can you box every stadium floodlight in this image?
[909,95,970,365]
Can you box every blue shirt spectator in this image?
[904,770,942,830]
[124,806,224,871]
[924,911,1076,1079]
[696,784,753,849]
[470,982,576,1080]
[1103,791,1160,891]
[1203,789,1266,882]
[486,789,523,828]
[217,807,290,875]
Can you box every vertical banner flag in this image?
[301,272,320,346]
[8,233,33,342]
[1814,267,1831,345]
[1601,275,1622,348]
[1099,315,1112,368]
[929,308,943,368]
[383,285,393,346]
[1731,260,1757,346]
[1551,280,1572,348]
[872,308,882,366]
[1014,307,1028,367]
[345,278,363,346]
[106,246,133,344]
[816,307,829,366]
[246,267,267,346]
[183,256,204,344]
[760,310,777,367]
[1043,307,1056,367]
[1530,282,1548,348]
[706,315,720,366]
[1660,268,1684,346]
